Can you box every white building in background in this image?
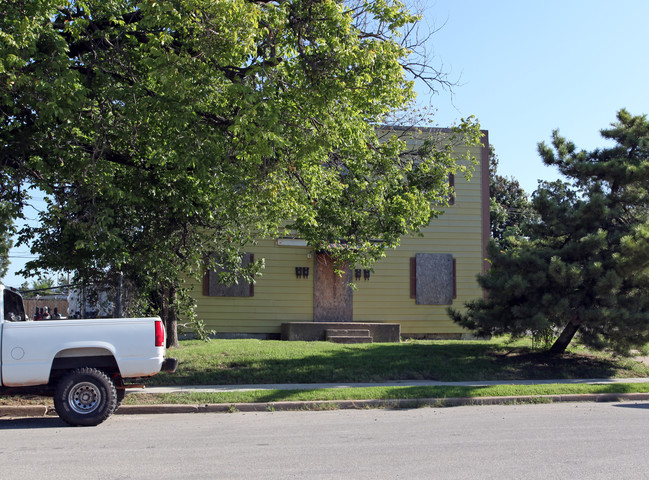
[67,286,114,318]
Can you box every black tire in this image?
[53,367,117,426]
[111,375,126,411]
[115,388,126,410]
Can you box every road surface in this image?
[2,402,648,479]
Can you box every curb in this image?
[3,392,649,418]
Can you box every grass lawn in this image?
[4,338,649,408]
[147,337,649,386]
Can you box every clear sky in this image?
[420,0,649,193]
[3,0,649,288]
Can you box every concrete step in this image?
[326,336,373,344]
[326,329,373,344]
[326,329,371,338]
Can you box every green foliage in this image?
[531,328,556,352]
[18,275,65,297]
[451,110,649,354]
[488,146,537,247]
[176,286,214,342]
[1,0,480,340]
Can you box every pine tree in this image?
[450,110,649,354]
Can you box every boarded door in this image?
[313,252,353,322]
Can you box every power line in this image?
[20,284,79,294]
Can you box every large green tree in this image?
[2,0,480,344]
[451,110,649,354]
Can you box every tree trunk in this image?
[548,315,581,355]
[161,285,179,348]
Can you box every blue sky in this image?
[3,1,649,287]
[421,0,649,193]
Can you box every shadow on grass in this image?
[149,342,648,386]
[243,386,491,404]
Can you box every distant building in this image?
[67,286,114,318]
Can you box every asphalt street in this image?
[2,402,649,479]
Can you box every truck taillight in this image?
[155,320,165,347]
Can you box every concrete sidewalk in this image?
[3,378,649,419]
[128,377,649,394]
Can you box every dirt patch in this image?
[632,355,649,366]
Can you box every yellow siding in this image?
[353,142,485,335]
[192,239,315,333]
[192,133,488,336]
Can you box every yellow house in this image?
[193,127,490,341]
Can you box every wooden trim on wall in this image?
[249,254,255,297]
[202,262,209,297]
[453,258,457,299]
[410,257,416,299]
[448,173,455,205]
[481,130,490,276]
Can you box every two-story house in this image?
[193,127,489,341]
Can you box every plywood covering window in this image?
[203,253,254,297]
[410,253,456,305]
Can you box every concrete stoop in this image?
[326,329,373,344]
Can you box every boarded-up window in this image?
[410,253,456,305]
[203,253,254,297]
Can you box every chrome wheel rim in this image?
[69,382,101,414]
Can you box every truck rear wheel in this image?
[116,388,126,410]
[54,367,117,426]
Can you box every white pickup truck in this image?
[0,283,177,426]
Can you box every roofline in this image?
[376,125,490,137]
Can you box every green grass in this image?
[4,338,649,408]
[124,382,649,406]
[147,338,649,386]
